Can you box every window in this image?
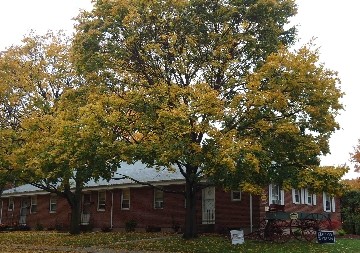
[8,197,14,211]
[292,189,301,204]
[49,195,57,213]
[231,190,241,201]
[98,191,106,211]
[30,196,37,213]
[269,184,284,205]
[323,192,335,212]
[121,188,130,210]
[154,189,164,209]
[304,189,316,205]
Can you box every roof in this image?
[1,162,184,197]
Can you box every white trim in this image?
[292,189,300,204]
[231,190,241,201]
[49,195,57,213]
[30,195,37,213]
[121,188,130,210]
[312,194,317,205]
[300,189,305,204]
[97,191,106,211]
[0,200,2,224]
[111,191,114,228]
[323,192,335,212]
[2,191,49,198]
[304,189,312,205]
[269,184,284,205]
[250,194,253,233]
[8,197,14,211]
[323,192,327,211]
[2,180,187,198]
[202,187,215,224]
[83,180,186,192]
[154,189,164,209]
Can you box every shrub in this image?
[146,225,161,232]
[101,226,113,232]
[292,229,302,236]
[328,220,342,230]
[35,223,44,231]
[337,229,346,236]
[16,225,31,231]
[125,220,137,232]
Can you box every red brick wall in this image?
[110,185,186,230]
[1,194,70,229]
[258,188,342,226]
[0,185,341,232]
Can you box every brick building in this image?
[0,162,340,233]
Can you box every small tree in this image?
[0,32,122,234]
[14,86,122,234]
[341,189,360,235]
[351,139,360,173]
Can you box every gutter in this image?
[250,194,253,233]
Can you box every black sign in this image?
[317,231,335,244]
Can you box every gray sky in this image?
[0,0,359,179]
[290,1,360,179]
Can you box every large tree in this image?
[73,0,343,238]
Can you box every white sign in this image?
[230,230,244,245]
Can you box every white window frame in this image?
[269,184,284,205]
[231,190,241,201]
[97,191,106,211]
[8,197,14,211]
[323,192,335,212]
[121,188,130,210]
[292,189,301,204]
[154,189,164,209]
[30,196,37,213]
[303,189,316,206]
[49,195,57,213]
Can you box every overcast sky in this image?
[0,1,359,179]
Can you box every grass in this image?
[0,231,359,253]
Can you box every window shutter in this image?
[280,190,284,205]
[312,194,317,205]
[268,184,272,204]
[292,189,296,204]
[300,189,305,204]
[323,192,327,212]
[331,197,336,212]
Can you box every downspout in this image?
[0,200,2,224]
[250,194,253,233]
[110,191,114,229]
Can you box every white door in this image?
[202,187,215,224]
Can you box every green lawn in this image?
[0,231,359,253]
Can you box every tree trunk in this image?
[69,197,81,234]
[183,169,198,239]
[66,182,82,235]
